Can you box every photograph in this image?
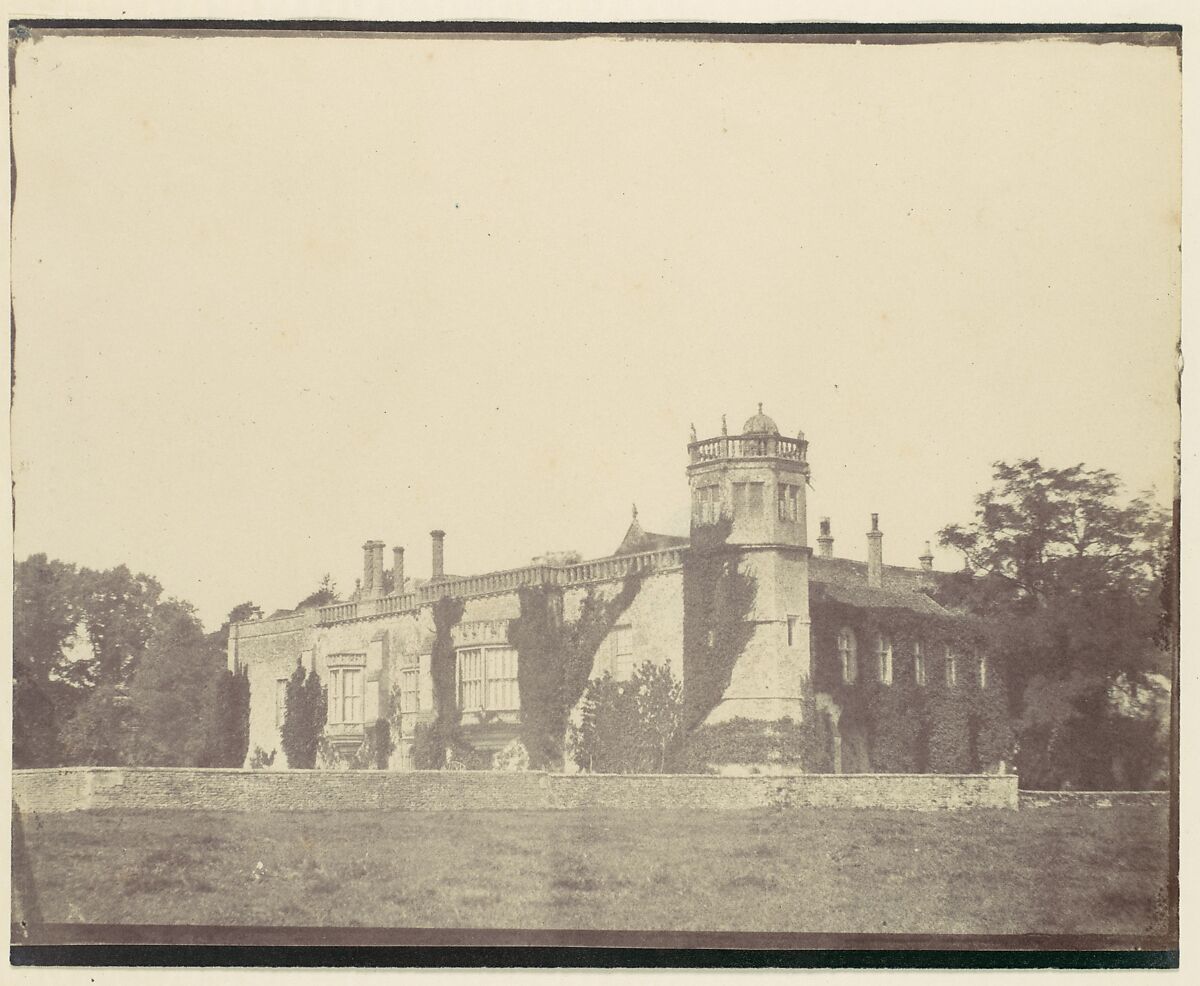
[7,15,1182,968]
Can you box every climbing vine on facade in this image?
[810,597,1012,773]
[680,518,758,730]
[508,570,645,769]
[413,595,467,769]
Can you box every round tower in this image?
[686,406,813,723]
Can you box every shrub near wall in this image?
[810,601,1013,774]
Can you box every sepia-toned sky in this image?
[10,32,1181,629]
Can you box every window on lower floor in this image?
[978,651,989,689]
[913,641,927,686]
[328,667,365,725]
[457,647,485,710]
[838,627,858,683]
[456,646,519,711]
[614,625,635,679]
[399,667,419,714]
[876,634,894,685]
[485,647,519,711]
[275,678,288,728]
[945,646,958,687]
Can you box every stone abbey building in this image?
[230,408,1007,773]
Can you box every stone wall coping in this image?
[12,767,1020,813]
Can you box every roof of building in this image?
[809,578,949,616]
[613,509,690,557]
[807,555,950,615]
[742,403,780,436]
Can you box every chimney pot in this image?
[919,541,934,572]
[817,516,834,558]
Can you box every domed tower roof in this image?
[742,403,780,435]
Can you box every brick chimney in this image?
[817,517,834,558]
[392,546,406,594]
[430,530,446,581]
[919,541,934,572]
[866,514,883,588]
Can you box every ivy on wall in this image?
[412,595,467,769]
[810,598,1013,773]
[670,670,835,774]
[508,570,645,770]
[680,518,758,730]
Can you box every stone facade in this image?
[230,408,997,772]
[12,767,1019,813]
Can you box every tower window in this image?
[695,485,721,524]
[777,483,800,522]
[748,482,764,517]
[735,482,764,518]
[838,628,858,683]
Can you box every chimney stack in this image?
[362,540,385,599]
[393,546,406,594]
[431,530,446,581]
[817,517,834,558]
[866,514,883,588]
[361,541,383,598]
[919,541,934,572]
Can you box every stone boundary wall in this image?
[1019,790,1170,809]
[13,768,1017,814]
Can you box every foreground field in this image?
[14,805,1170,936]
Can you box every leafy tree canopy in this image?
[936,459,1173,789]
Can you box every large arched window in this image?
[838,628,858,684]
[876,634,894,685]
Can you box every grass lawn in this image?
[13,805,1171,936]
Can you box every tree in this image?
[212,665,252,768]
[937,459,1172,789]
[280,662,326,769]
[13,555,80,767]
[14,555,253,769]
[68,565,163,688]
[570,662,684,773]
[123,599,228,766]
[295,574,339,611]
[56,564,166,765]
